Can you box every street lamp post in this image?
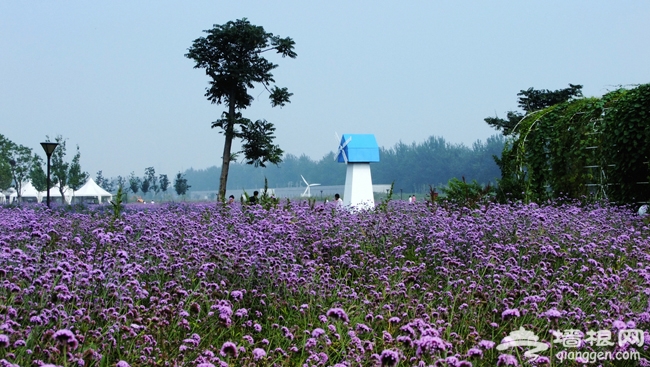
[40,142,58,208]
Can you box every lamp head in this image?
[40,142,59,157]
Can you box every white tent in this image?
[42,185,73,205]
[19,181,43,203]
[6,188,17,204]
[72,178,112,204]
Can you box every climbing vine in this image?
[497,83,650,205]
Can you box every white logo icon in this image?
[496,327,549,361]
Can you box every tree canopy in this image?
[47,135,89,204]
[185,18,296,200]
[485,84,583,135]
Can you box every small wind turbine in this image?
[300,175,321,197]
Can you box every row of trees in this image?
[1,134,89,204]
[95,168,190,199]
[183,134,504,193]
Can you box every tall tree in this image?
[144,167,158,199]
[96,170,114,192]
[159,174,170,195]
[8,145,41,200]
[30,161,47,192]
[485,84,583,135]
[128,172,140,196]
[185,18,296,200]
[0,134,15,190]
[174,172,190,198]
[47,135,88,204]
[68,146,89,191]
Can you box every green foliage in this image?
[174,172,191,197]
[494,83,650,205]
[95,170,114,192]
[47,135,88,204]
[110,185,125,220]
[183,134,504,193]
[67,146,88,191]
[159,174,170,193]
[185,18,297,200]
[485,84,583,135]
[0,134,14,190]
[29,161,47,192]
[143,167,158,198]
[442,176,495,208]
[0,134,42,194]
[128,172,140,196]
[259,177,279,210]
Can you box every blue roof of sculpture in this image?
[337,134,380,163]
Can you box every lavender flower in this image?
[326,307,349,322]
[497,354,518,366]
[502,308,520,319]
[0,335,8,348]
[220,341,238,358]
[252,348,266,361]
[380,349,399,366]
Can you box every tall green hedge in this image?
[497,83,650,205]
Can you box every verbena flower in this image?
[220,341,238,358]
[327,307,349,322]
[379,349,399,366]
[252,348,266,361]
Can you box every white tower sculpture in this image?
[335,134,380,208]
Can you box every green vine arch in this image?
[497,83,650,205]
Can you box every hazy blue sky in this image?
[1,1,648,178]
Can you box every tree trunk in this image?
[218,98,236,201]
[59,185,66,205]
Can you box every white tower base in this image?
[343,163,375,209]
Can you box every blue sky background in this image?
[1,1,648,178]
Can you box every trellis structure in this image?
[497,84,650,205]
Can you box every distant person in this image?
[228,195,235,204]
[249,191,259,205]
[334,193,343,206]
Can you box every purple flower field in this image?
[0,201,649,366]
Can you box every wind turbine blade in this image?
[301,175,309,186]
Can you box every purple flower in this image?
[116,361,131,367]
[252,348,266,361]
[415,335,447,357]
[380,349,399,366]
[0,335,9,348]
[312,328,326,338]
[497,354,518,366]
[327,307,349,322]
[467,347,483,357]
[478,340,496,349]
[231,290,243,301]
[220,341,238,358]
[502,308,520,319]
[612,320,627,329]
[52,329,78,350]
[541,308,561,319]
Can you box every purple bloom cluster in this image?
[0,200,648,366]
